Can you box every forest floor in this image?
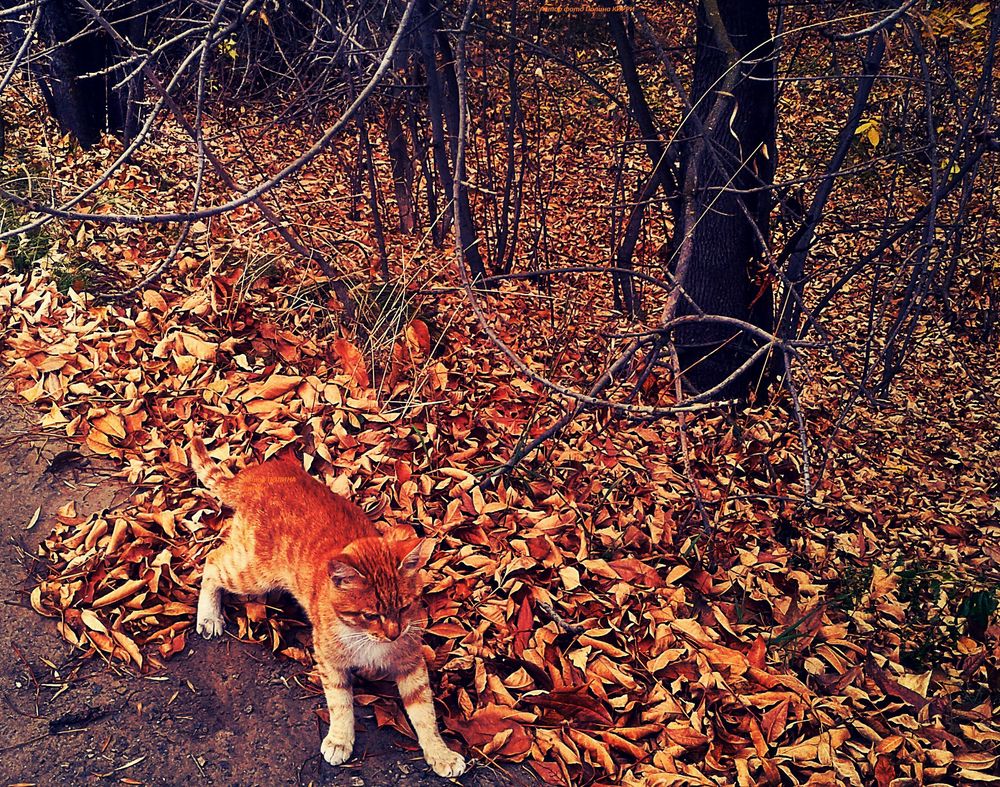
[0,396,521,786]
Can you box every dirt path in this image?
[0,398,523,787]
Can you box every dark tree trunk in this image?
[386,112,416,234]
[357,108,390,280]
[27,0,147,149]
[607,11,678,317]
[385,45,416,234]
[417,0,456,245]
[417,0,486,281]
[673,0,777,399]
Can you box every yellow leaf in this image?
[93,411,127,440]
[142,289,168,312]
[20,377,45,403]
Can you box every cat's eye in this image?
[362,613,380,622]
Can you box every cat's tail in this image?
[189,437,235,502]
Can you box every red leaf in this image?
[513,594,533,656]
[748,634,767,670]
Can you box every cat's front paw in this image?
[424,745,466,778]
[196,612,224,639]
[321,731,355,766]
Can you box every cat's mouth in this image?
[371,625,416,643]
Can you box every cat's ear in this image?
[397,538,435,575]
[328,557,366,590]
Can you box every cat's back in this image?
[229,456,377,551]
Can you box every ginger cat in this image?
[188,438,466,778]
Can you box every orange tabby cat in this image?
[188,438,466,778]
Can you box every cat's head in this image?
[326,533,434,642]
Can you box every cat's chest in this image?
[336,633,403,672]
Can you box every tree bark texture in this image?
[674,0,776,398]
[28,0,147,148]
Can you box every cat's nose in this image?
[385,620,400,640]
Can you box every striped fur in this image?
[190,440,465,778]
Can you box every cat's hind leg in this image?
[197,524,269,639]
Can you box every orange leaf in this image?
[405,318,431,357]
[243,373,302,400]
[92,578,147,609]
[333,339,370,388]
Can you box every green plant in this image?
[1,202,52,274]
[896,559,998,670]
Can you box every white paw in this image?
[321,731,354,766]
[425,745,466,778]
[196,612,224,639]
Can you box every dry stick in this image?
[0,0,45,18]
[824,0,919,41]
[0,5,39,94]
[536,601,586,636]
[877,30,942,391]
[101,0,225,301]
[484,337,643,485]
[487,265,678,293]
[356,103,390,280]
[779,30,887,340]
[781,349,812,499]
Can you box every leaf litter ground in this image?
[1,244,998,785]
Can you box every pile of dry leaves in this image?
[2,239,998,785]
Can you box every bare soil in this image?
[0,397,525,787]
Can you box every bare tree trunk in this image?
[385,46,416,234]
[494,0,525,276]
[673,0,776,399]
[386,113,416,233]
[417,0,486,281]
[607,10,677,317]
[357,108,390,280]
[28,0,148,149]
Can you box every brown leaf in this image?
[864,654,930,710]
[526,684,613,726]
[178,332,217,361]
